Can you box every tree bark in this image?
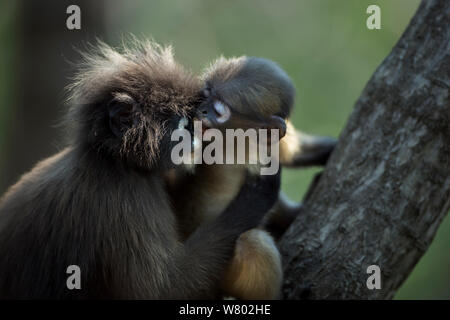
[280,0,449,299]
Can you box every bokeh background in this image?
[0,0,448,299]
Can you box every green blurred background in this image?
[0,0,448,299]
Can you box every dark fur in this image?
[0,41,280,299]
[202,56,295,119]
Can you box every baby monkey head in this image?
[197,56,296,138]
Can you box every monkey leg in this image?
[279,120,337,167]
[221,229,283,300]
[263,191,303,240]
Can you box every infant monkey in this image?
[168,56,337,299]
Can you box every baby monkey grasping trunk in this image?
[169,56,337,299]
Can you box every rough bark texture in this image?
[280,0,449,299]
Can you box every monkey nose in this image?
[197,107,209,117]
[200,117,212,129]
[196,108,211,126]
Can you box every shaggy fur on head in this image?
[65,40,203,170]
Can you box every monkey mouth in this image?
[201,119,212,132]
[193,117,212,134]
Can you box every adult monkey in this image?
[0,42,280,299]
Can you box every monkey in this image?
[0,41,281,299]
[198,56,337,171]
[167,56,337,299]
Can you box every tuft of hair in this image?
[64,39,202,170]
[202,56,295,119]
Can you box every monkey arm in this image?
[161,171,281,299]
[279,120,337,167]
[263,191,303,240]
[262,120,336,239]
[167,164,248,239]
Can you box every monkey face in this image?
[105,92,182,170]
[83,83,202,173]
[196,95,287,139]
[65,41,205,172]
[197,98,231,128]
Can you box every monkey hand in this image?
[220,168,281,232]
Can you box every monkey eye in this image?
[213,101,231,123]
[202,88,210,98]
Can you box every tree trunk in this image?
[280,0,449,299]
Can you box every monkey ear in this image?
[108,98,136,138]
